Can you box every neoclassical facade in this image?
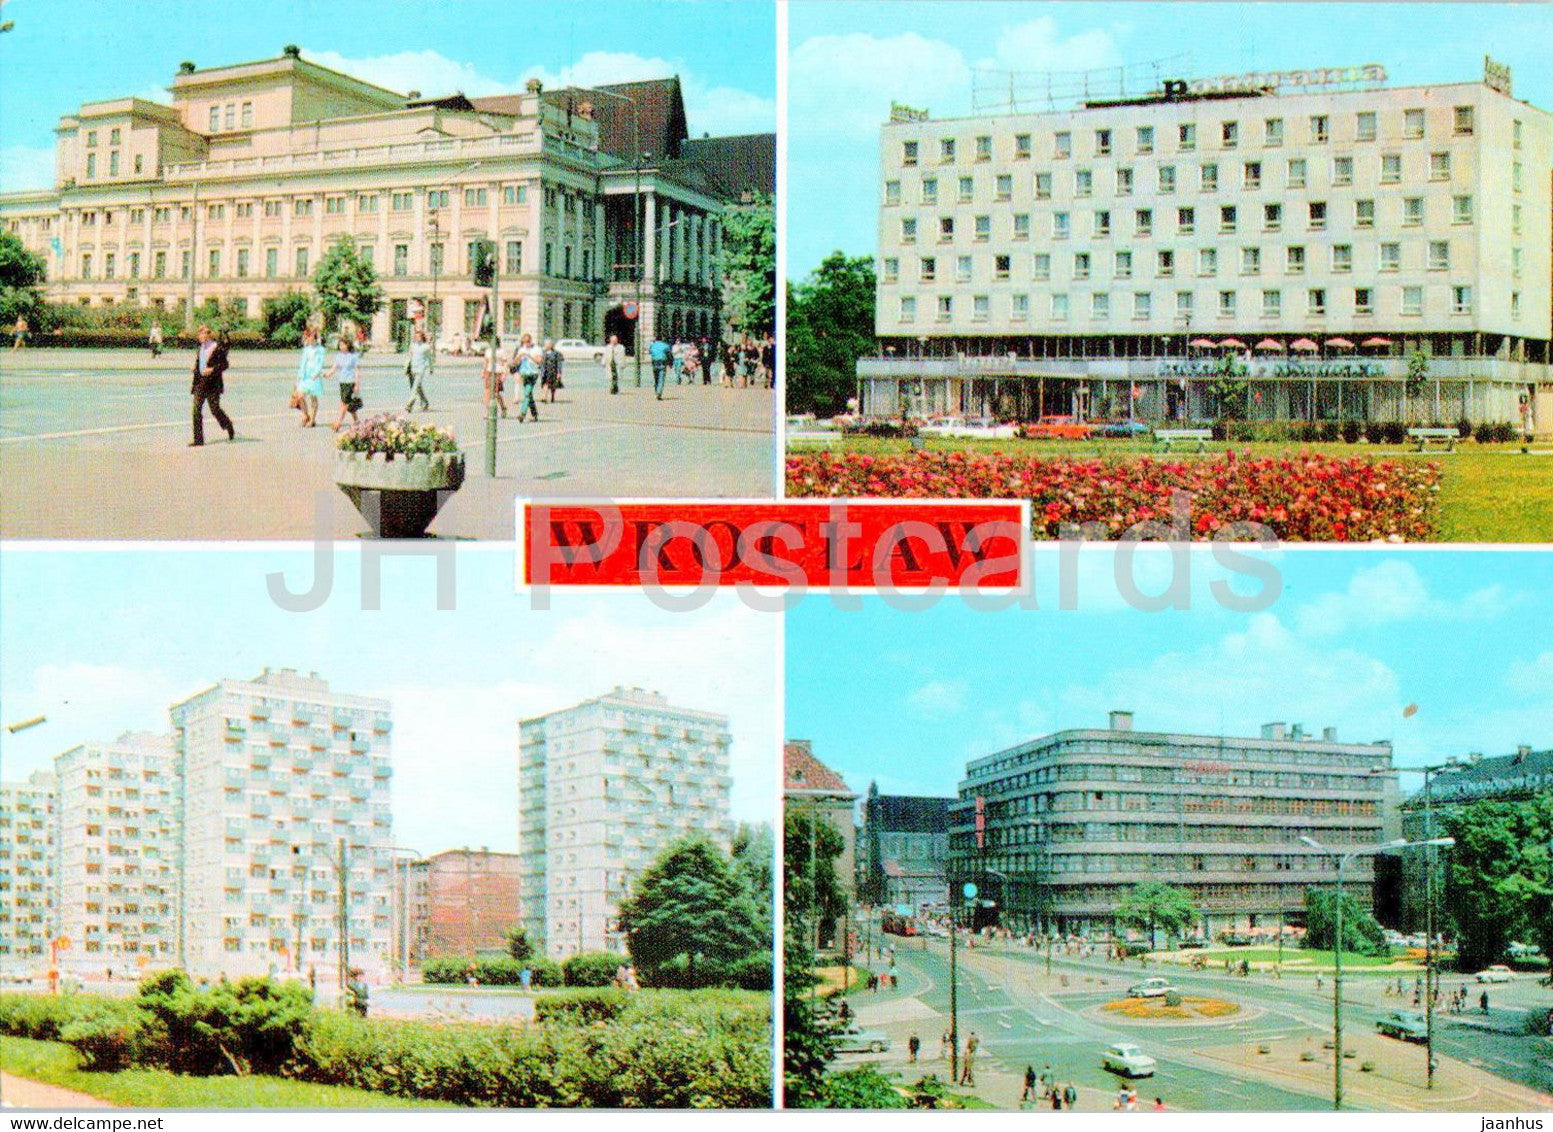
[0,49,769,349]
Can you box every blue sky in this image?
[788,1,1553,277]
[786,549,1553,803]
[0,0,775,190]
[0,548,777,854]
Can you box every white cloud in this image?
[1,145,53,192]
[1293,560,1511,637]
[909,679,966,718]
[1506,651,1553,699]
[0,663,188,779]
[980,16,1121,74]
[302,48,508,99]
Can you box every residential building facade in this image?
[952,711,1400,937]
[857,782,952,914]
[518,688,732,959]
[405,848,522,960]
[863,61,1553,431]
[0,772,58,972]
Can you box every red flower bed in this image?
[786,450,1442,542]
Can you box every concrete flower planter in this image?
[334,450,465,538]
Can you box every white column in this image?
[642,189,657,283]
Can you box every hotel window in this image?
[939,216,955,241]
[1094,210,1111,237]
[975,135,992,162]
[154,250,167,278]
[1511,292,1521,320]
[1135,208,1152,236]
[1177,206,1195,234]
[1307,201,1327,230]
[1033,253,1052,280]
[1331,244,1352,273]
[1178,122,1196,151]
[1403,197,1423,226]
[1355,199,1374,229]
[1402,285,1423,315]
[294,198,313,217]
[1075,169,1093,197]
[1307,288,1326,316]
[900,217,917,243]
[1219,205,1237,233]
[1240,247,1260,275]
[1116,167,1133,196]
[921,177,938,204]
[1091,293,1110,320]
[1264,117,1284,147]
[1261,289,1281,318]
[1198,247,1218,276]
[236,248,249,278]
[1012,293,1030,319]
[1113,250,1132,277]
[1512,204,1522,233]
[1176,291,1194,318]
[973,295,990,321]
[1512,162,1523,192]
[1512,119,1523,149]
[295,246,309,276]
[958,175,974,202]
[1375,153,1401,185]
[1240,160,1260,189]
[1013,213,1030,240]
[358,195,378,214]
[936,295,953,321]
[1035,172,1052,199]
[1054,131,1071,159]
[1404,108,1425,138]
[1309,114,1329,143]
[1218,290,1236,317]
[1451,285,1472,314]
[463,188,488,208]
[155,206,171,223]
[1286,245,1306,274]
[264,247,277,277]
[1137,125,1155,153]
[1379,242,1400,272]
[1354,287,1373,315]
[261,200,279,218]
[1332,156,1352,186]
[899,296,916,321]
[206,248,219,277]
[1452,195,1473,225]
[884,180,901,205]
[393,244,409,276]
[939,137,956,163]
[1073,252,1091,280]
[1133,292,1152,320]
[1429,152,1451,181]
[1221,120,1238,148]
[902,140,918,166]
[1512,247,1522,278]
[1053,212,1070,239]
[1428,240,1449,270]
[919,255,936,281]
[1015,133,1032,159]
[504,184,527,205]
[995,173,1012,200]
[325,197,346,215]
[1264,202,1283,231]
[1095,128,1112,155]
[956,254,972,282]
[1453,105,1474,135]
[882,257,899,283]
[1200,162,1218,192]
[1286,157,1306,188]
[994,254,1011,279]
[1158,165,1176,193]
[1355,111,1377,142]
[233,202,251,218]
[86,153,96,178]
[1156,249,1174,277]
[1051,293,1069,320]
[206,203,223,220]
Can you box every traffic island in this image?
[1102,994,1242,1022]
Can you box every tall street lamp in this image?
[1299,834,1455,1110]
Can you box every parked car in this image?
[1127,977,1177,999]
[1022,415,1094,440]
[918,416,966,439]
[955,417,1019,440]
[833,1026,892,1054]
[1101,1043,1157,1077]
[1176,937,1207,950]
[1376,1011,1429,1042]
[1096,418,1150,438]
[1475,965,1515,983]
[555,338,605,364]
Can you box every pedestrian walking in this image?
[404,328,434,412]
[481,340,509,418]
[908,1033,920,1064]
[520,967,532,991]
[1063,1083,1078,1110]
[189,325,236,446]
[1050,1089,1062,1111]
[512,333,543,422]
[1480,990,1490,1015]
[326,334,364,432]
[649,333,672,399]
[604,333,626,394]
[671,337,686,384]
[959,1031,978,1086]
[1021,1065,1036,1103]
[10,314,28,350]
[541,338,564,403]
[294,326,325,426]
[148,321,163,357]
[1152,1097,1166,1112]
[1040,1063,1053,1098]
[939,1029,950,1060]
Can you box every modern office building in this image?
[0,771,58,971]
[52,733,179,976]
[951,711,1400,937]
[405,848,522,960]
[517,688,732,959]
[857,782,952,914]
[861,59,1553,431]
[783,740,858,947]
[0,48,773,347]
[169,668,394,981]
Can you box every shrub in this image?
[563,952,625,989]
[1341,420,1362,445]
[1163,991,1183,1007]
[532,988,628,1025]
[421,955,561,988]
[136,970,314,1076]
[1474,422,1518,444]
[817,1065,908,1109]
[0,992,107,1041]
[58,1002,153,1071]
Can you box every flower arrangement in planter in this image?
[334,413,465,538]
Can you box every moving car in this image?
[833,1026,892,1054]
[1127,977,1177,999]
[1101,1043,1157,1077]
[1376,1011,1429,1042]
[1475,965,1515,983]
[555,338,605,364]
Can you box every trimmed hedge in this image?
[30,329,292,350]
[562,952,625,989]
[420,956,562,988]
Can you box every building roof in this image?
[784,740,856,798]
[683,133,775,200]
[1400,746,1553,807]
[865,792,953,833]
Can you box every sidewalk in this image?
[0,1073,115,1109]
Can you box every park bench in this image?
[1407,427,1460,452]
[1153,428,1213,453]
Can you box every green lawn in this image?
[787,437,1553,542]
[1166,946,1432,971]
[0,1037,456,1109]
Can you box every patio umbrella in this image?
[1254,338,1285,351]
[1361,336,1393,348]
[1290,338,1319,352]
[1218,337,1247,349]
[1189,338,1218,348]
[1325,337,1355,349]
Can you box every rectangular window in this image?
[1137,125,1154,153]
[224,104,234,130]
[1402,285,1423,315]
[1264,117,1284,147]
[1264,202,1283,231]
[973,295,990,321]
[1051,293,1069,321]
[956,255,972,283]
[394,244,409,276]
[1452,195,1473,225]
[1095,128,1112,155]
[1453,105,1474,135]
[209,107,219,132]
[1094,210,1111,237]
[1013,213,1030,240]
[1379,242,1400,272]
[294,246,309,276]
[1286,245,1305,274]
[1355,199,1375,229]
[1243,160,1261,189]
[325,197,346,215]
[1286,158,1306,188]
[1355,111,1376,142]
[899,296,916,321]
[1091,293,1110,320]
[86,153,97,178]
[975,135,992,162]
[1178,123,1196,151]
[901,217,917,243]
[939,216,955,241]
[1428,240,1450,270]
[1133,292,1152,320]
[1430,152,1451,181]
[1114,250,1133,279]
[1156,249,1174,277]
[1073,252,1091,280]
[1033,253,1051,281]
[1404,108,1425,139]
[426,189,449,210]
[1200,163,1218,192]
[1513,204,1522,234]
[429,243,444,275]
[1331,244,1353,273]
[1177,206,1195,235]
[1513,119,1523,149]
[81,252,93,278]
[919,256,936,282]
[1511,292,1521,320]
[1218,290,1236,317]
[502,184,527,205]
[1177,291,1194,318]
[1053,212,1070,239]
[1219,205,1237,233]
[241,102,253,128]
[1054,131,1071,159]
[1332,156,1353,186]
[1221,120,1238,148]
[939,137,955,163]
[1198,247,1218,276]
[1116,167,1133,196]
[1309,114,1329,143]
[154,250,167,278]
[902,140,918,166]
[1135,208,1152,236]
[881,257,899,283]
[1158,165,1176,194]
[1379,153,1401,184]
[996,173,1012,200]
[294,198,313,217]
[1308,201,1327,230]
[884,181,901,205]
[921,177,938,204]
[1354,287,1373,315]
[264,200,282,217]
[1513,162,1523,192]
[1075,168,1093,197]
[1512,247,1522,278]
[264,247,277,277]
[1012,293,1030,319]
[1015,133,1032,159]
[1241,246,1260,275]
[206,249,219,277]
[1308,288,1327,316]
[1262,289,1281,318]
[994,254,1011,279]
[104,252,116,279]
[1452,285,1472,314]
[936,295,952,321]
[235,247,249,278]
[1403,197,1423,226]
[1035,172,1052,199]
[109,151,119,176]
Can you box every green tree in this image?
[721,194,775,337]
[312,238,383,335]
[783,808,848,950]
[1442,794,1553,973]
[617,836,765,988]
[1210,352,1250,419]
[504,926,534,963]
[786,252,876,416]
[732,821,775,917]
[0,229,48,329]
[263,290,316,347]
[1116,882,1199,942]
[1302,887,1389,957]
[818,1065,909,1109]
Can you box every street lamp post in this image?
[428,211,440,343]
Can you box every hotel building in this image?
[862,60,1553,431]
[951,711,1400,937]
[0,772,58,971]
[0,48,772,348]
[170,668,394,981]
[518,688,732,959]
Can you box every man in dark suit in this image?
[190,325,236,446]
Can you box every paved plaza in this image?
[0,349,776,540]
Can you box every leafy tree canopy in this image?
[1116,882,1199,939]
[1443,793,1553,973]
[721,194,775,337]
[312,238,383,335]
[786,252,876,417]
[1302,886,1389,957]
[0,229,48,327]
